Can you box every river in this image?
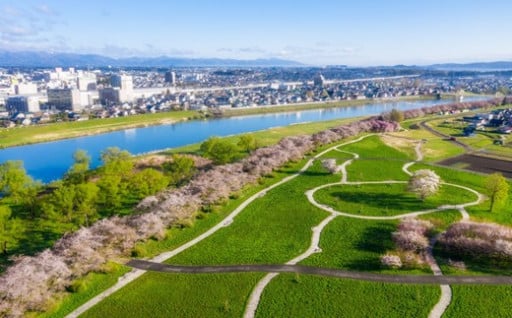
[0,98,484,182]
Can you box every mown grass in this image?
[410,162,512,225]
[81,272,263,318]
[419,209,463,233]
[338,135,412,181]
[53,128,512,317]
[304,217,399,271]
[256,275,439,318]
[40,156,316,317]
[318,149,356,162]
[80,160,334,317]
[314,183,476,217]
[0,111,198,148]
[444,286,512,318]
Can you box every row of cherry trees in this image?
[0,97,506,316]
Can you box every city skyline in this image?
[1,0,511,66]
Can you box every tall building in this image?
[99,87,132,105]
[165,71,177,85]
[111,74,133,90]
[77,73,97,91]
[15,83,38,95]
[6,96,40,114]
[47,88,82,111]
[109,75,133,103]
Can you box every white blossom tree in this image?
[321,159,339,174]
[408,169,441,200]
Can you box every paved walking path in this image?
[66,135,372,318]
[69,133,486,318]
[246,135,484,318]
[126,259,512,285]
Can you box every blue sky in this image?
[0,0,511,65]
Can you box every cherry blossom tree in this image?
[408,169,441,200]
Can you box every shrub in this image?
[380,254,402,269]
[321,159,339,174]
[438,221,512,265]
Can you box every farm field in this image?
[74,129,512,318]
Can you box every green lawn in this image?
[314,183,477,217]
[444,286,512,318]
[256,275,439,318]
[44,123,512,317]
[0,111,198,148]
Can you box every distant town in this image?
[1,66,511,127]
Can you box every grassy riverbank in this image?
[0,111,198,148]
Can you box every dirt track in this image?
[438,154,512,178]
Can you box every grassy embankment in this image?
[81,140,441,318]
[0,111,198,148]
[38,114,512,317]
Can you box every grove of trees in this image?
[1,97,511,316]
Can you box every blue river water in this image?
[0,98,484,183]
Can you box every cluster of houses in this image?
[462,108,512,136]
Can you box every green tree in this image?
[74,182,99,226]
[65,150,90,185]
[237,134,258,153]
[388,109,404,122]
[485,173,510,212]
[97,174,122,213]
[200,137,240,164]
[49,184,76,222]
[199,137,220,155]
[128,169,169,198]
[97,147,134,213]
[164,155,196,186]
[0,205,23,255]
[0,161,36,204]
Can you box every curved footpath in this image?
[69,134,486,318]
[126,259,512,285]
[247,137,483,318]
[66,135,372,318]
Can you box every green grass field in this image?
[314,183,476,217]
[0,111,198,148]
[44,122,512,317]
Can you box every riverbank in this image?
[0,95,453,149]
[219,95,453,117]
[0,110,199,149]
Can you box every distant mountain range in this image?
[0,50,303,68]
[1,50,511,70]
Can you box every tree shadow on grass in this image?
[344,223,396,271]
[327,190,434,214]
[301,170,332,177]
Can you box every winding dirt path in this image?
[244,136,373,318]
[247,136,484,318]
[70,134,485,318]
[66,135,372,318]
